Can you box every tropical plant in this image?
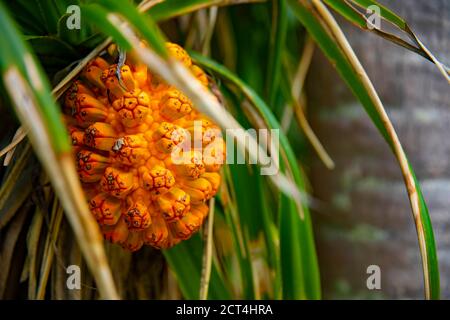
[0,0,447,300]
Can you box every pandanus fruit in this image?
[64,43,225,251]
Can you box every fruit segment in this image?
[76,150,111,183]
[89,193,122,226]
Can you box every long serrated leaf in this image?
[192,53,321,299]
[149,0,266,22]
[266,0,288,108]
[349,0,406,29]
[287,0,440,299]
[323,0,450,82]
[222,166,256,299]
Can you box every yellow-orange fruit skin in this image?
[64,42,223,250]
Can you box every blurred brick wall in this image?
[308,0,450,299]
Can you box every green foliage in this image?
[0,0,443,300]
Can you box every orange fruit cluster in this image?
[64,43,225,251]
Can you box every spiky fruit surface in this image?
[64,43,225,251]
